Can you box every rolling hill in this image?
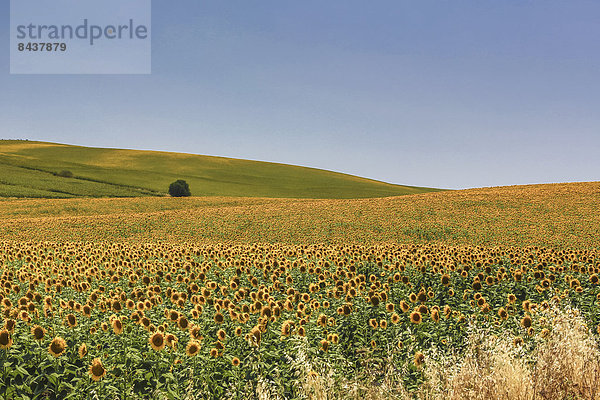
[0,140,438,199]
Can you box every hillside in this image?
[0,140,437,199]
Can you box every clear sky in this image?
[1,1,599,189]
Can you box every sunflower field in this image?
[0,240,599,399]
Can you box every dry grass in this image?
[422,305,600,400]
[282,305,600,400]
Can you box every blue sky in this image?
[1,0,599,189]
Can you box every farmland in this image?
[0,182,599,399]
[0,141,436,199]
[0,181,598,247]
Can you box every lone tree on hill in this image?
[168,180,191,197]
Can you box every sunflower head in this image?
[28,323,44,340]
[399,301,410,313]
[79,343,88,358]
[368,318,378,329]
[185,340,200,357]
[214,312,224,324]
[66,313,77,328]
[89,358,106,381]
[149,332,165,351]
[165,333,178,349]
[178,316,189,330]
[112,318,123,335]
[4,319,16,333]
[0,329,13,350]
[49,336,67,357]
[414,352,425,368]
[410,311,422,324]
[498,307,508,320]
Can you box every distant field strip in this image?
[1,182,598,247]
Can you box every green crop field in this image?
[0,140,438,199]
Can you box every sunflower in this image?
[178,316,189,330]
[0,329,12,350]
[385,303,395,313]
[214,312,224,324]
[498,307,508,320]
[140,317,150,329]
[112,300,122,313]
[149,332,165,351]
[399,301,410,313]
[112,318,123,335]
[73,342,86,359]
[342,304,352,316]
[165,333,178,349]
[320,339,330,352]
[379,319,388,329]
[189,326,203,340]
[168,310,179,322]
[431,310,440,323]
[521,315,532,329]
[414,352,425,368]
[369,295,380,307]
[89,358,106,382]
[185,340,200,357]
[232,357,240,366]
[368,318,378,329]
[410,311,422,324]
[83,305,92,317]
[391,313,400,324]
[441,274,451,286]
[317,314,327,327]
[443,305,452,318]
[66,313,77,328]
[249,326,262,346]
[49,337,67,357]
[210,348,219,357]
[31,325,45,341]
[4,319,16,333]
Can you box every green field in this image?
[0,140,438,199]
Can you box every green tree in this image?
[168,180,191,197]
